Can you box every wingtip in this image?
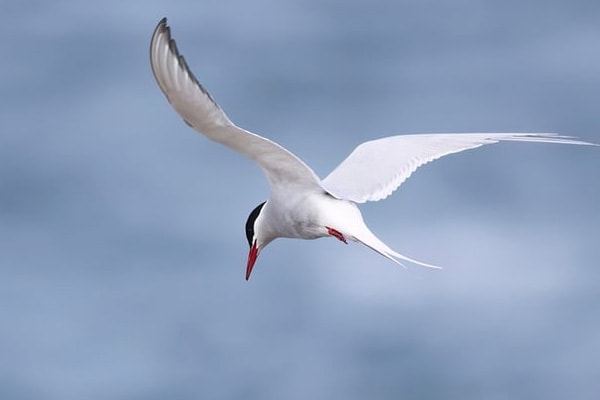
[154,17,169,36]
[150,17,170,58]
[499,133,598,147]
[149,17,220,108]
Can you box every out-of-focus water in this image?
[1,1,599,399]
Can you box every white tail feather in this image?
[353,229,442,269]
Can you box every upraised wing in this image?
[322,133,595,203]
[150,18,323,192]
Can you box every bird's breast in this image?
[264,192,365,241]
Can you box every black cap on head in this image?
[245,201,266,247]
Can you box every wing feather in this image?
[150,18,323,191]
[322,133,596,203]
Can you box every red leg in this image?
[326,226,347,244]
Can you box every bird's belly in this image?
[274,211,326,240]
[268,193,362,240]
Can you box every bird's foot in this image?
[326,227,347,244]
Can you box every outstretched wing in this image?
[322,133,595,203]
[150,18,323,192]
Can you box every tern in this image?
[150,18,595,280]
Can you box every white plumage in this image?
[150,18,596,280]
[322,133,592,203]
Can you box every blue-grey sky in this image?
[1,1,599,399]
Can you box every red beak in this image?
[246,242,259,281]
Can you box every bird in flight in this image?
[150,18,595,280]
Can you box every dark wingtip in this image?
[150,17,222,110]
[150,17,170,65]
[154,17,169,37]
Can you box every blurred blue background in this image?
[1,1,599,399]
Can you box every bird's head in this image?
[244,201,268,280]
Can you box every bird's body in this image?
[150,18,596,280]
[259,191,343,242]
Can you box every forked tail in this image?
[354,228,442,269]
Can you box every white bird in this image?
[150,18,596,280]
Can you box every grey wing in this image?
[322,133,596,203]
[150,18,323,192]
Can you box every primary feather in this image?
[150,18,323,192]
[322,133,595,203]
